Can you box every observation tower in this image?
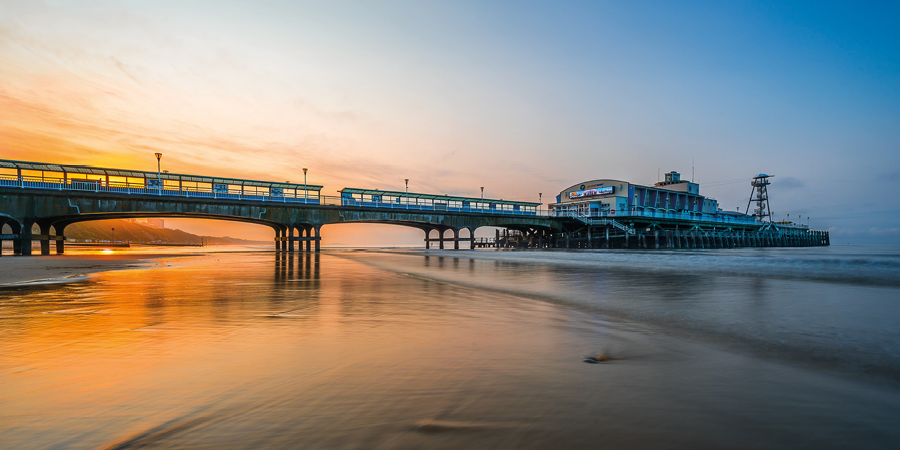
[746,174,773,223]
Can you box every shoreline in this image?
[0,253,183,287]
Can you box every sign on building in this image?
[569,186,613,199]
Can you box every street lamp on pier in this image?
[405,179,409,207]
[154,153,162,194]
[539,193,542,215]
[303,168,308,202]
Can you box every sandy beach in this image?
[2,249,899,449]
[0,254,168,286]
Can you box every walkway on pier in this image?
[0,159,550,256]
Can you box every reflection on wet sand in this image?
[1,249,899,449]
[274,252,321,282]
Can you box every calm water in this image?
[1,245,899,449]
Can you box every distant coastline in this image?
[64,219,267,246]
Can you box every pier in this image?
[0,159,828,255]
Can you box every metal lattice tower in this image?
[745,174,773,222]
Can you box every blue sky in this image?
[1,0,898,242]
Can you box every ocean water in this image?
[1,245,899,449]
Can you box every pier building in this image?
[543,170,827,249]
[550,171,721,219]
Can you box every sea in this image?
[1,244,899,449]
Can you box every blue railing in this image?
[0,176,542,216]
[0,176,323,205]
[340,199,536,215]
[551,209,763,226]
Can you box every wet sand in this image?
[2,248,899,449]
[0,254,171,286]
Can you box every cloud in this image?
[776,176,805,189]
[867,227,900,237]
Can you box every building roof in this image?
[0,159,323,191]
[339,188,540,206]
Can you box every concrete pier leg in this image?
[424,229,431,249]
[54,223,66,254]
[40,236,51,256]
[36,221,52,255]
[18,220,33,256]
[288,227,295,252]
[314,225,321,253]
[453,228,459,250]
[654,230,659,249]
[439,229,445,249]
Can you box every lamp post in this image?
[154,153,162,194]
[405,179,409,207]
[539,193,542,216]
[303,168,308,202]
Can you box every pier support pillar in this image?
[288,227,295,252]
[17,220,33,256]
[314,225,321,253]
[38,222,52,256]
[54,223,66,254]
[424,229,431,249]
[453,228,459,250]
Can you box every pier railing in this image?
[550,209,798,227]
[0,175,539,216]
